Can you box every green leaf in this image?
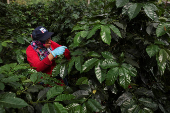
[139,98,158,111]
[55,94,75,101]
[101,51,116,59]
[76,77,88,85]
[156,23,168,37]
[158,49,169,63]
[116,0,129,8]
[17,36,25,44]
[54,102,68,113]
[86,99,103,112]
[30,73,38,83]
[128,105,140,113]
[0,44,2,52]
[42,103,57,113]
[1,40,13,47]
[68,58,75,74]
[52,65,61,76]
[46,86,63,100]
[101,59,119,69]
[0,96,28,108]
[142,108,154,113]
[66,103,80,113]
[122,3,132,15]
[60,64,67,79]
[109,24,122,38]
[95,61,106,83]
[75,56,83,72]
[106,67,119,86]
[1,76,19,83]
[38,88,49,101]
[143,4,158,21]
[119,67,131,89]
[80,31,88,38]
[146,44,160,58]
[82,58,99,72]
[157,56,166,75]
[100,25,111,45]
[87,51,101,58]
[74,32,81,46]
[16,50,25,64]
[121,63,137,77]
[87,24,101,39]
[0,82,5,90]
[128,3,142,20]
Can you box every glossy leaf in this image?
[95,61,106,83]
[122,3,132,15]
[75,56,83,72]
[144,4,158,20]
[76,77,88,85]
[87,24,101,39]
[116,0,129,8]
[156,23,168,37]
[127,105,140,113]
[157,53,166,75]
[100,25,111,45]
[46,86,63,100]
[42,103,57,113]
[0,96,28,108]
[121,63,137,77]
[60,64,67,79]
[80,31,88,38]
[101,59,119,69]
[30,73,38,83]
[119,67,131,89]
[1,76,19,83]
[72,90,89,99]
[106,67,119,85]
[116,92,133,106]
[52,65,61,76]
[38,88,49,101]
[146,44,160,58]
[74,32,81,46]
[66,103,79,113]
[87,51,101,58]
[55,94,75,101]
[68,57,75,74]
[128,3,142,20]
[86,99,103,112]
[139,98,158,111]
[82,58,99,72]
[158,49,169,63]
[54,102,68,113]
[101,51,116,59]
[109,24,122,38]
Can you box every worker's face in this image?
[44,37,51,48]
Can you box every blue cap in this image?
[32,26,54,42]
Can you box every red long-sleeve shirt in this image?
[26,41,71,75]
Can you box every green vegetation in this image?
[0,0,170,112]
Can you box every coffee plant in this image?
[0,0,170,112]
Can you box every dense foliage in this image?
[0,0,170,113]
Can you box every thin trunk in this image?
[88,0,90,5]
[7,0,9,4]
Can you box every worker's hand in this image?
[51,46,67,57]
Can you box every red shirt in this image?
[26,41,71,75]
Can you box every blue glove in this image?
[51,46,67,57]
